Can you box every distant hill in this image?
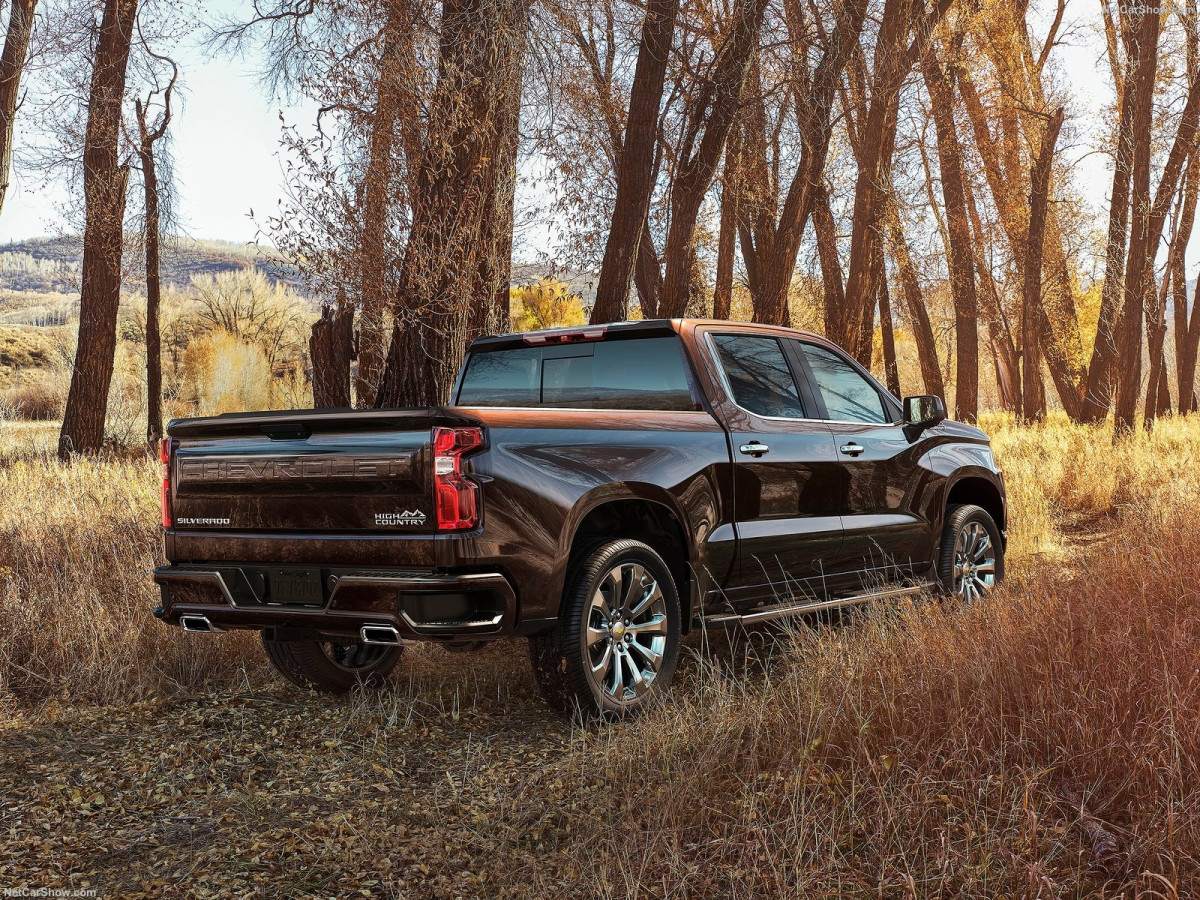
[0,235,299,295]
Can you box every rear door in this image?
[703,332,847,606]
[789,340,934,583]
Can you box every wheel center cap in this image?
[612,622,626,638]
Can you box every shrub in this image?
[181,331,276,416]
[3,376,64,421]
[511,279,587,331]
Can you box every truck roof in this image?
[467,318,822,352]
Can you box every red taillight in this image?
[160,437,174,529]
[433,426,482,531]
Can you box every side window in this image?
[800,343,888,424]
[712,335,807,419]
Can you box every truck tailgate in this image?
[166,408,479,534]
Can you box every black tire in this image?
[530,539,682,719]
[262,633,403,693]
[936,503,1004,602]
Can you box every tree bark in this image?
[657,0,769,319]
[1176,152,1200,414]
[712,137,741,320]
[634,214,664,318]
[1081,38,1135,422]
[310,305,355,408]
[356,0,410,408]
[590,0,681,324]
[922,44,979,421]
[374,0,530,408]
[1113,10,1162,435]
[1022,106,1064,422]
[0,0,35,217]
[811,180,845,337]
[877,254,901,397]
[134,68,176,448]
[58,0,138,458]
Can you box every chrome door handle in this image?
[739,442,769,457]
[840,443,865,456]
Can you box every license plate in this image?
[266,568,324,606]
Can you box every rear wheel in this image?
[262,633,403,693]
[530,539,682,718]
[936,504,1004,602]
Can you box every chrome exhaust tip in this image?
[360,624,402,645]
[179,614,220,634]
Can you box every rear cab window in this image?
[456,336,697,410]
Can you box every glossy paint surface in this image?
[162,320,1006,636]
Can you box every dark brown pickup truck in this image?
[153,319,1006,716]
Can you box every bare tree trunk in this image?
[956,68,1084,419]
[374,0,529,408]
[1178,263,1200,411]
[1114,10,1162,435]
[0,0,35,216]
[310,305,355,408]
[839,0,949,364]
[658,0,769,319]
[142,145,163,446]
[749,0,870,326]
[58,0,138,458]
[963,174,1021,413]
[812,180,845,337]
[634,217,664,318]
[713,139,741,320]
[356,0,410,408]
[883,196,944,398]
[1081,46,1135,421]
[922,44,979,421]
[590,0,681,324]
[134,68,176,447]
[877,257,901,397]
[1022,106,1064,422]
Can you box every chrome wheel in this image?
[586,562,669,703]
[953,521,996,602]
[320,641,394,672]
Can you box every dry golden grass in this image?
[1,413,1198,897]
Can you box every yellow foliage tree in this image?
[510,279,587,331]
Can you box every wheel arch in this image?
[561,488,696,631]
[945,473,1007,544]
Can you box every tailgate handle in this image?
[261,423,312,441]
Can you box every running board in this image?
[699,583,933,627]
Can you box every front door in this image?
[790,340,934,585]
[705,332,848,608]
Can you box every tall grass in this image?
[0,455,266,702]
[1,414,1198,894]
[518,416,1200,896]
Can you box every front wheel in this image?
[262,633,403,693]
[936,503,1004,602]
[530,539,682,718]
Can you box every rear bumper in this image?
[153,564,529,641]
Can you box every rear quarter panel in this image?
[460,407,733,621]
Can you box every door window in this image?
[800,343,888,424]
[712,335,807,418]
